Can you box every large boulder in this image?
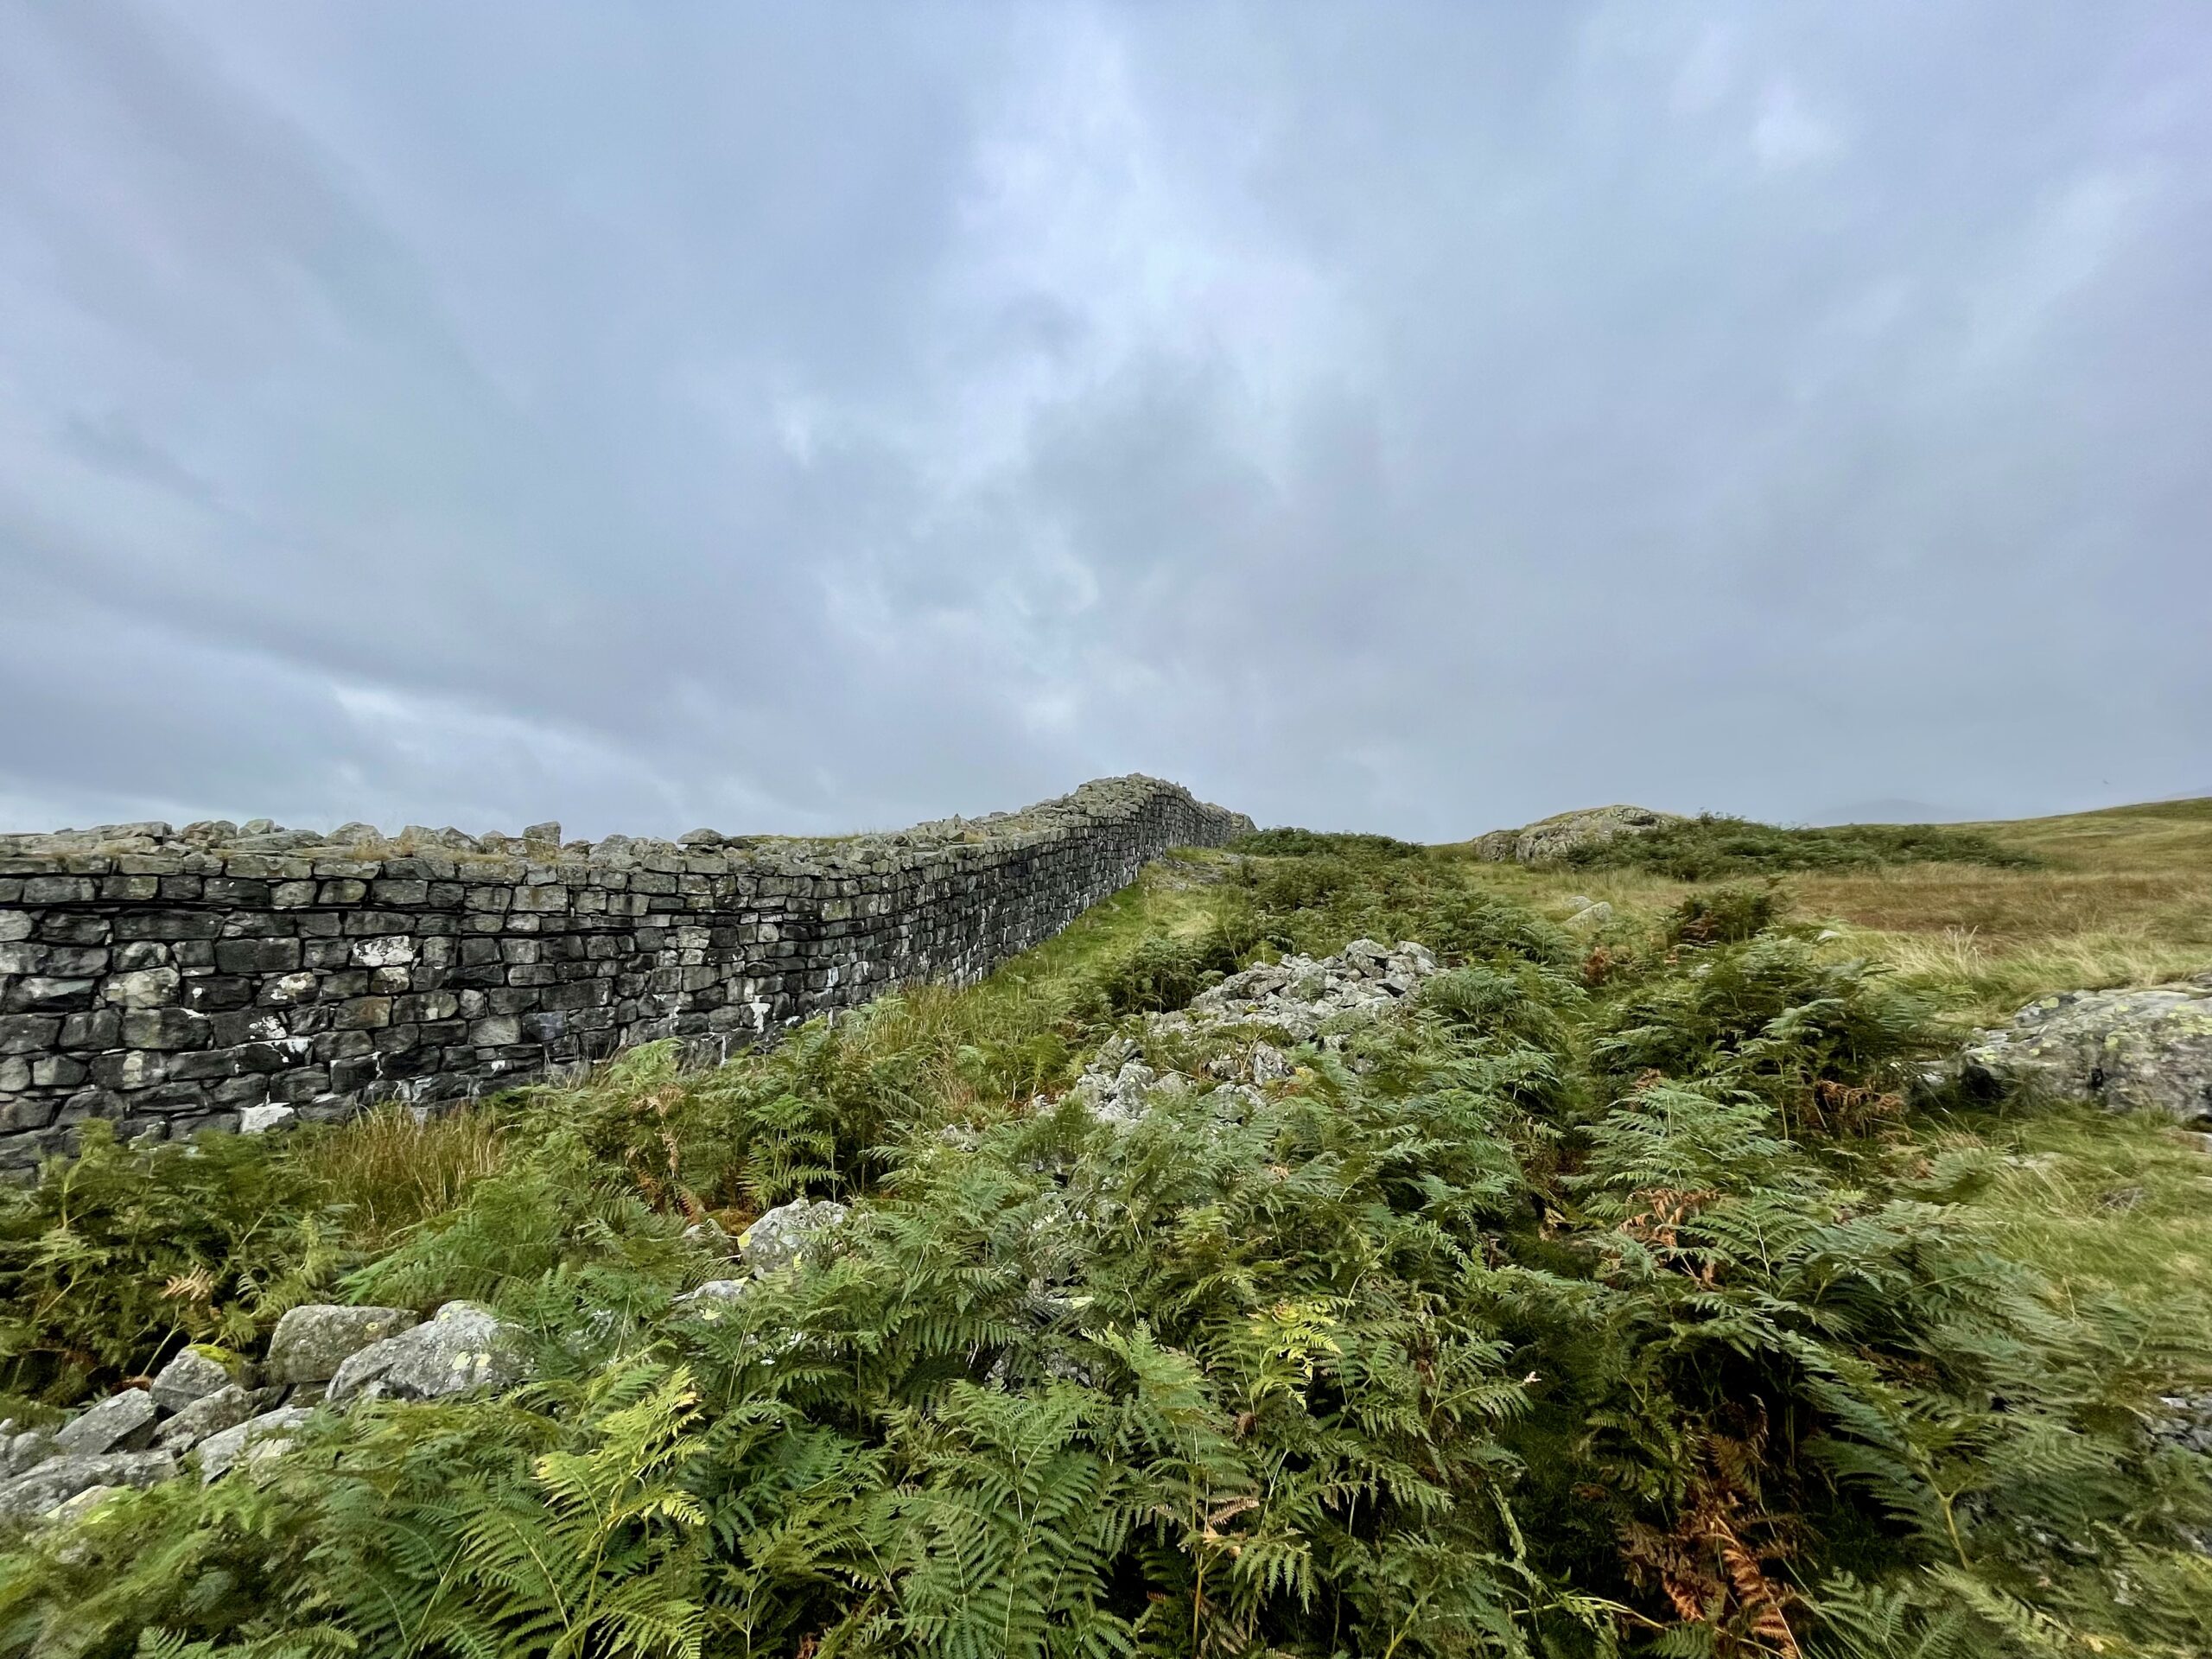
[1470,805,1680,866]
[264,1305,417,1385]
[51,1390,157,1457]
[0,1452,175,1521]
[1062,939,1442,1125]
[326,1301,530,1406]
[1958,974,2212,1123]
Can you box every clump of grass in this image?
[1567,813,2037,880]
[286,1103,509,1251]
[1832,924,2212,1027]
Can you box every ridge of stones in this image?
[0,774,1253,879]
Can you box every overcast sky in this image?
[3,3,2207,842]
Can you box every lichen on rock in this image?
[1956,971,2212,1123]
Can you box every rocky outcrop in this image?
[1957,974,2212,1123]
[1470,805,1679,866]
[0,777,1249,1170]
[1062,939,1443,1125]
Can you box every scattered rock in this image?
[52,1389,158,1458]
[238,1103,297,1134]
[43,1484,124,1524]
[672,1280,753,1319]
[1956,974,2212,1123]
[326,1300,529,1405]
[264,1305,418,1385]
[0,1452,175,1520]
[3,1429,56,1478]
[149,1349,233,1414]
[740,1199,849,1277]
[1061,939,1442,1125]
[155,1384,271,1452]
[2154,1394,2212,1457]
[1563,900,1614,929]
[195,1407,312,1483]
[1470,805,1680,866]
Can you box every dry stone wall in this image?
[0,776,1249,1172]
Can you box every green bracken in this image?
[0,809,2208,1658]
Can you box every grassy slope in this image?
[4,807,2212,1656]
[1444,796,2212,1026]
[1436,795,2212,1418]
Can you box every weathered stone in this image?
[5,978,97,1013]
[264,1305,418,1385]
[327,1300,529,1404]
[155,1383,269,1452]
[149,1349,234,1414]
[102,968,181,1008]
[1470,805,1681,866]
[52,1389,158,1457]
[1957,975,2212,1123]
[118,1007,211,1050]
[42,1484,130,1528]
[4,1428,56,1477]
[671,1279,753,1318]
[239,1103,297,1134]
[740,1198,850,1277]
[0,779,1250,1164]
[195,1407,311,1482]
[0,1452,175,1520]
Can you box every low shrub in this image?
[1230,827,1424,858]
[1567,814,2037,880]
[1666,880,1784,946]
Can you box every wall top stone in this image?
[0,775,1255,886]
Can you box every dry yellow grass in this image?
[288,1102,510,1249]
[1443,797,2212,1026]
[1801,799,2212,1022]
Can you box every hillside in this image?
[1452,794,2212,1022]
[1,800,2209,1656]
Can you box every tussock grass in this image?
[286,1103,510,1252]
[1928,1103,2212,1341]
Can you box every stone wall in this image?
[0,776,1250,1171]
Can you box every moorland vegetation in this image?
[2,799,2209,1657]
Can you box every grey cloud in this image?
[0,1,2206,842]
